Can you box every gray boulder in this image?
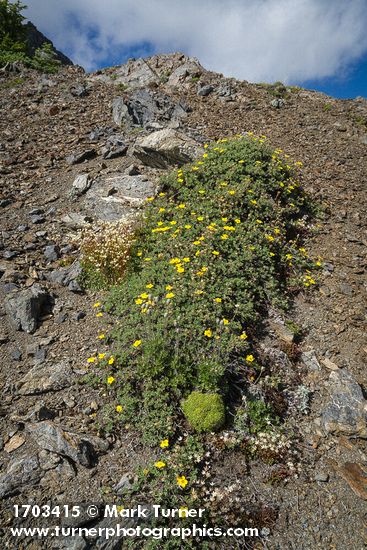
[27,421,109,467]
[101,135,127,159]
[0,455,42,498]
[133,128,200,168]
[4,284,52,334]
[112,97,129,126]
[321,369,367,438]
[112,89,189,128]
[71,173,92,197]
[18,361,74,395]
[47,260,82,292]
[83,174,155,222]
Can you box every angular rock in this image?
[27,421,109,467]
[197,84,214,97]
[4,433,26,453]
[133,128,200,168]
[113,473,134,494]
[70,84,88,97]
[18,361,74,395]
[321,370,367,438]
[83,174,155,222]
[129,88,189,128]
[167,61,202,87]
[112,97,129,126]
[217,83,234,97]
[44,244,60,262]
[271,98,285,108]
[4,284,52,333]
[331,461,367,500]
[61,212,92,228]
[101,135,127,159]
[301,350,321,371]
[107,58,160,89]
[0,455,42,498]
[66,149,96,165]
[113,89,189,129]
[47,260,82,292]
[71,173,92,197]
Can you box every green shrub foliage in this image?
[104,134,316,443]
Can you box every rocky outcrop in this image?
[24,21,73,65]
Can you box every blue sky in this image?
[23,0,367,99]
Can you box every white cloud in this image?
[23,0,367,83]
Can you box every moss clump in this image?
[182,391,225,433]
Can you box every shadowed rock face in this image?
[24,21,73,66]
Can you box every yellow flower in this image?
[223,225,235,231]
[107,376,115,385]
[166,285,173,290]
[169,258,181,264]
[96,312,103,317]
[193,240,201,245]
[140,292,149,299]
[146,197,154,202]
[184,224,192,229]
[137,251,143,256]
[197,216,204,221]
[177,266,185,273]
[108,356,115,365]
[204,329,212,338]
[93,302,101,308]
[155,461,166,469]
[166,292,175,299]
[116,405,123,413]
[178,203,186,208]
[146,283,154,289]
[98,334,105,339]
[250,199,257,205]
[160,439,169,448]
[135,298,143,305]
[87,357,96,363]
[214,298,222,303]
[221,234,228,240]
[133,340,142,347]
[234,219,241,224]
[177,475,188,489]
[159,192,166,197]
[144,257,151,262]
[203,153,208,158]
[238,160,245,164]
[212,250,220,256]
[183,257,190,263]
[228,190,235,195]
[223,318,229,325]
[159,207,165,213]
[239,332,248,340]
[246,354,255,363]
[99,353,106,360]
[170,220,177,225]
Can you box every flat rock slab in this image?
[321,370,367,438]
[27,421,109,467]
[133,128,200,168]
[4,284,52,334]
[18,361,74,395]
[83,174,155,222]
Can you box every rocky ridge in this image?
[0,52,366,549]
